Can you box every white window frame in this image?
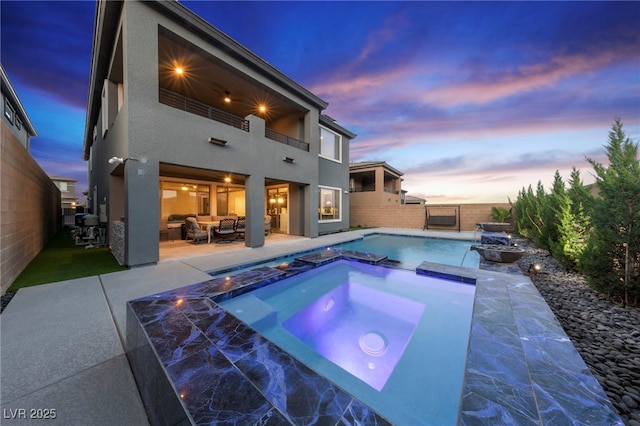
[319,126,342,163]
[318,185,342,223]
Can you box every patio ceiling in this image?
[158,27,307,124]
[160,162,290,187]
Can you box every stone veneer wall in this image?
[349,202,513,232]
[1,124,61,294]
[111,221,125,265]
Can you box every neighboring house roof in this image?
[49,175,77,183]
[83,0,334,160]
[1,64,38,137]
[349,161,404,177]
[405,195,426,204]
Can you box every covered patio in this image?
[159,231,307,263]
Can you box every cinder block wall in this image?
[1,125,61,294]
[350,202,513,231]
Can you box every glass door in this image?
[267,186,288,233]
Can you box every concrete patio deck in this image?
[2,228,469,425]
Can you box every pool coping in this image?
[125,239,623,425]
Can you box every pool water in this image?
[220,259,476,425]
[336,234,479,268]
[211,234,480,279]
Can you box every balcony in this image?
[384,187,399,194]
[159,88,308,151]
[160,88,249,131]
[264,128,309,151]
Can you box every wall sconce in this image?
[209,137,228,146]
[283,156,295,163]
[108,156,146,164]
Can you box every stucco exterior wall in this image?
[1,125,61,293]
[350,202,513,232]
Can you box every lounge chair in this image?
[234,216,246,240]
[215,218,237,243]
[185,217,208,244]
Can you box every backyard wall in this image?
[350,202,513,232]
[1,125,61,294]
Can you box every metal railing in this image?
[264,128,309,152]
[159,88,250,132]
[384,187,399,194]
[349,186,375,192]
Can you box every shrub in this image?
[581,119,640,306]
[490,206,512,222]
[513,119,639,305]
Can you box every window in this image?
[160,181,211,218]
[319,126,341,162]
[15,116,22,130]
[216,186,245,216]
[59,182,68,192]
[4,98,15,124]
[318,186,341,222]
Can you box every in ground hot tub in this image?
[221,259,476,425]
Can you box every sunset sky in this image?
[2,1,638,203]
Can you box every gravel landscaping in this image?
[515,236,640,426]
[0,291,15,314]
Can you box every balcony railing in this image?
[349,186,375,193]
[264,128,309,152]
[159,88,249,132]
[384,187,399,194]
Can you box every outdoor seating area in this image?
[170,215,272,245]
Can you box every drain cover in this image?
[359,331,388,356]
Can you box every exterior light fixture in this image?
[108,156,145,164]
[223,92,231,103]
[258,105,267,113]
[224,177,231,183]
[528,263,542,275]
[175,66,184,75]
[283,156,295,163]
[208,137,228,146]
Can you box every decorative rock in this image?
[624,395,639,409]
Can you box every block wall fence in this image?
[1,125,61,294]
[350,202,514,232]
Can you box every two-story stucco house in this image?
[349,161,404,206]
[49,176,78,209]
[83,0,356,266]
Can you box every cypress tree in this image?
[582,119,640,305]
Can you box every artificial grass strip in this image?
[8,230,128,291]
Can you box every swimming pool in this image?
[334,234,479,268]
[126,231,622,425]
[211,233,480,279]
[220,259,475,425]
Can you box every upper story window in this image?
[319,126,341,162]
[4,98,15,124]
